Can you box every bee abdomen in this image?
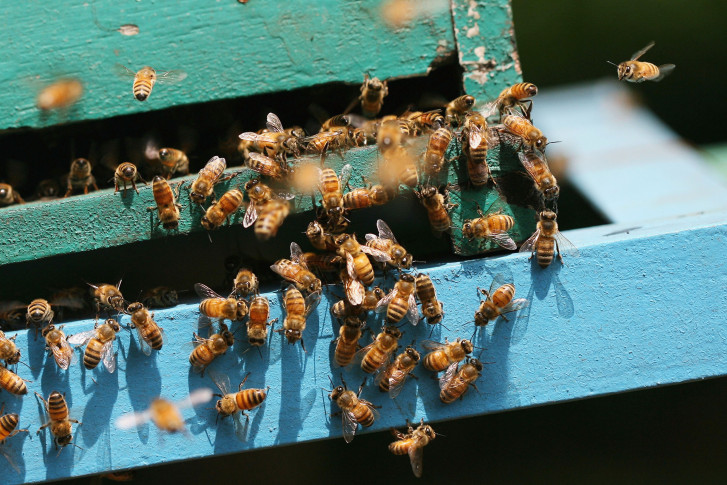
[133,79,153,101]
[389,439,414,455]
[536,238,555,268]
[48,392,68,420]
[423,353,448,372]
[386,301,407,324]
[492,284,515,307]
[83,339,103,369]
[362,350,384,374]
[190,346,214,368]
[0,372,27,395]
[0,413,19,439]
[440,380,467,404]
[352,404,374,427]
[236,389,267,410]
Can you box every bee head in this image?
[384,326,402,339]
[463,95,475,108]
[462,220,474,239]
[7,351,20,365]
[0,184,8,199]
[248,337,265,346]
[406,347,420,361]
[106,319,121,333]
[422,425,436,440]
[122,164,136,178]
[308,280,322,294]
[399,253,413,269]
[41,325,54,338]
[57,434,73,447]
[400,274,415,284]
[526,84,538,97]
[200,215,213,231]
[540,210,557,221]
[126,302,143,314]
[461,339,474,354]
[285,329,301,343]
[158,149,171,161]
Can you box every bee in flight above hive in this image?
[116,388,213,434]
[389,418,437,478]
[608,41,675,83]
[115,65,188,101]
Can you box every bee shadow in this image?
[26,333,46,380]
[118,189,138,210]
[123,331,161,444]
[39,360,70,398]
[80,369,119,448]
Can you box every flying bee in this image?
[519,210,579,268]
[26,298,54,336]
[190,322,235,374]
[358,74,388,118]
[232,268,259,299]
[306,221,338,252]
[359,325,402,374]
[0,331,20,366]
[439,357,482,403]
[245,153,288,180]
[67,318,120,372]
[339,268,365,307]
[210,371,268,440]
[475,274,529,329]
[88,281,125,315]
[189,156,228,205]
[126,302,164,355]
[195,283,249,325]
[0,364,27,395]
[414,273,444,325]
[422,338,473,372]
[376,345,420,398]
[518,150,559,202]
[113,162,143,197]
[289,161,320,196]
[414,185,455,234]
[239,113,302,162]
[116,388,213,433]
[445,94,475,127]
[36,391,80,449]
[422,127,453,176]
[156,147,190,179]
[365,219,413,269]
[377,119,404,154]
[335,233,390,287]
[609,41,675,83]
[461,200,517,250]
[389,419,436,478]
[0,184,24,207]
[141,287,179,309]
[200,188,244,231]
[319,164,353,214]
[334,317,365,367]
[328,376,379,443]
[36,78,83,111]
[502,114,548,153]
[41,325,75,371]
[376,274,418,326]
[115,64,188,102]
[495,82,538,118]
[246,296,276,347]
[461,111,492,186]
[147,176,183,230]
[242,178,294,229]
[280,285,320,350]
[64,158,98,197]
[271,245,322,294]
[254,199,290,240]
[404,110,445,132]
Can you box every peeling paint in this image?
[466,22,479,38]
[473,45,486,63]
[467,0,480,19]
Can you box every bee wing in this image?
[339,164,353,188]
[360,245,391,263]
[246,152,279,171]
[136,326,152,356]
[51,338,75,370]
[232,411,249,442]
[360,398,381,421]
[518,228,541,254]
[489,273,507,295]
[375,289,397,314]
[208,369,231,394]
[194,283,223,300]
[113,63,136,79]
[406,294,419,326]
[376,219,398,243]
[275,191,296,201]
[0,445,20,474]
[341,410,359,443]
[239,132,262,142]
[345,253,357,281]
[501,298,530,315]
[421,339,446,351]
[387,369,410,399]
[555,232,581,259]
[67,329,96,346]
[101,341,117,373]
[266,113,284,133]
[439,362,458,390]
[155,70,188,84]
[364,233,378,243]
[242,201,258,228]
[517,150,547,182]
[290,241,304,263]
[469,123,484,149]
[177,388,214,410]
[116,409,152,430]
[631,41,655,61]
[304,291,322,318]
[344,276,365,306]
[408,443,425,478]
[489,231,517,251]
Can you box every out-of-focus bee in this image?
[461,111,492,186]
[88,281,125,315]
[26,298,54,337]
[147,176,183,230]
[116,65,188,102]
[333,317,365,367]
[389,419,436,478]
[377,119,404,154]
[280,285,320,350]
[439,357,482,403]
[0,364,27,395]
[357,74,388,118]
[445,94,475,126]
[116,388,213,433]
[41,325,75,371]
[609,41,675,83]
[271,246,323,294]
[306,221,337,252]
[195,283,249,325]
[242,178,294,229]
[68,319,120,372]
[289,161,320,196]
[210,371,268,440]
[328,376,379,443]
[404,110,445,132]
[502,114,548,153]
[113,162,143,197]
[495,82,538,118]
[365,219,413,269]
[36,78,83,111]
[0,331,20,366]
[50,287,87,314]
[518,150,559,202]
[64,158,98,197]
[189,156,228,205]
[141,287,179,309]
[359,326,402,374]
[156,147,190,179]
[376,274,418,326]
[462,201,516,250]
[422,338,473,372]
[414,185,455,234]
[36,391,80,449]
[414,274,444,325]
[126,302,164,355]
[35,179,62,200]
[319,164,352,214]
[200,188,244,231]
[246,296,276,347]
[239,113,302,162]
[339,268,365,307]
[519,209,579,268]
[335,233,390,287]
[232,268,259,299]
[190,322,234,374]
[422,127,453,177]
[0,184,24,207]
[377,345,420,398]
[475,274,529,328]
[254,199,290,241]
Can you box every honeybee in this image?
[271,247,322,294]
[328,376,379,443]
[319,114,350,132]
[303,130,347,156]
[88,281,125,315]
[67,318,120,372]
[461,111,492,186]
[141,287,179,309]
[502,114,548,153]
[280,285,320,350]
[365,219,413,269]
[116,388,213,433]
[34,179,61,200]
[414,273,444,325]
[334,317,365,367]
[475,275,529,328]
[359,326,402,374]
[26,298,54,336]
[156,148,190,179]
[113,162,143,197]
[519,210,579,268]
[210,371,268,440]
[0,409,28,451]
[380,145,418,189]
[239,112,301,162]
[232,268,259,299]
[190,322,235,374]
[339,268,365,307]
[36,391,80,449]
[126,302,164,355]
[422,338,473,372]
[246,296,276,347]
[404,110,445,132]
[389,419,436,478]
[342,187,374,211]
[331,286,385,321]
[439,358,482,403]
[195,283,249,325]
[254,199,290,240]
[242,178,294,228]
[189,156,228,205]
[445,94,475,126]
[116,65,188,102]
[200,188,244,231]
[422,127,453,176]
[461,200,516,250]
[376,274,418,325]
[369,183,397,206]
[147,176,183,230]
[0,331,20,366]
[319,164,353,213]
[377,119,404,154]
[494,82,538,118]
[0,364,27,395]
[299,251,343,274]
[306,220,337,251]
[245,153,288,180]
[609,41,675,83]
[518,150,559,201]
[50,287,87,314]
[335,233,390,287]
[41,325,75,370]
[0,184,24,207]
[289,161,320,196]
[376,345,420,398]
[36,78,83,111]
[64,158,98,197]
[414,185,455,234]
[357,74,388,118]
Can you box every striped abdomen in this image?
[343,188,374,210]
[423,128,452,175]
[389,437,416,455]
[485,214,515,235]
[283,288,305,316]
[0,413,19,441]
[83,338,105,369]
[502,82,538,101]
[319,169,342,208]
[350,402,375,427]
[235,388,267,410]
[352,254,375,286]
[362,346,389,374]
[48,391,69,421]
[200,298,236,320]
[139,322,163,350]
[335,326,361,367]
[398,163,418,188]
[190,344,215,368]
[254,200,289,240]
[491,284,515,309]
[133,70,155,101]
[377,364,395,393]
[386,297,408,324]
[536,237,555,268]
[218,188,244,215]
[27,298,53,323]
[440,375,470,404]
[0,367,26,395]
[423,350,450,372]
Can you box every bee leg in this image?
[238,372,251,390]
[500,313,510,322]
[132,180,140,195]
[555,240,565,265]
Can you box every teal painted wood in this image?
[1,209,726,484]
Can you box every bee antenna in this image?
[606,60,618,66]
